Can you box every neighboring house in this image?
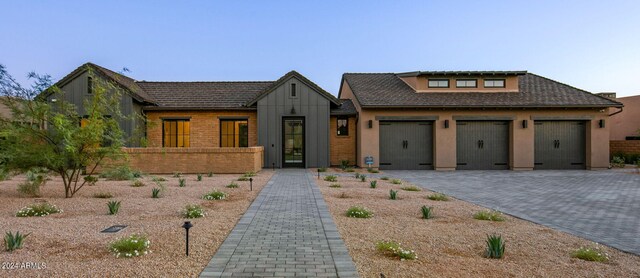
[339,71,621,170]
[609,94,640,140]
[49,63,621,172]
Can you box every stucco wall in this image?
[610,95,640,140]
[400,75,519,93]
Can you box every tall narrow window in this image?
[87,77,93,94]
[290,83,297,98]
[337,116,349,136]
[163,119,190,147]
[220,120,248,147]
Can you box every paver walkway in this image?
[200,169,358,277]
[385,169,640,255]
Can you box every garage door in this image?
[534,121,586,169]
[379,121,433,170]
[456,121,509,170]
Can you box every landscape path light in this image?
[182,221,193,256]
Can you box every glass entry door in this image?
[282,118,305,167]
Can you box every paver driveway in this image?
[385,170,640,255]
[200,169,358,278]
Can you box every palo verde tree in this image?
[0,64,129,197]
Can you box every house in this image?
[45,63,621,173]
[606,94,640,158]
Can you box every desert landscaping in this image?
[315,168,640,277]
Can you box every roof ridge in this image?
[136,80,273,83]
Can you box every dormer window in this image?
[428,79,449,88]
[456,79,477,88]
[484,79,505,88]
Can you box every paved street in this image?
[385,169,640,255]
[200,169,358,278]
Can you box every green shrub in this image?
[611,156,626,168]
[344,167,355,172]
[226,182,239,188]
[354,173,361,179]
[485,234,505,259]
[173,172,182,178]
[474,210,505,221]
[391,179,402,185]
[400,185,421,191]
[612,152,640,167]
[207,172,214,177]
[340,160,350,170]
[329,184,341,188]
[93,192,113,199]
[131,180,145,187]
[4,231,29,252]
[16,203,61,217]
[197,174,203,181]
[100,165,141,181]
[367,168,379,173]
[17,168,48,197]
[178,178,186,187]
[318,167,327,172]
[203,190,228,200]
[427,193,449,201]
[0,168,10,181]
[421,206,433,219]
[151,176,167,182]
[84,175,99,186]
[376,241,417,260]
[380,176,389,181]
[360,175,366,182]
[324,175,338,182]
[389,190,398,200]
[338,192,350,199]
[183,204,205,218]
[243,171,256,177]
[571,245,610,262]
[346,206,373,218]
[237,176,249,181]
[109,234,150,258]
[370,180,377,188]
[151,188,161,198]
[107,200,121,215]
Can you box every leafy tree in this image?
[0,64,128,197]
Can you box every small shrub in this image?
[93,192,113,199]
[391,179,402,185]
[571,244,610,262]
[243,171,257,177]
[178,178,186,187]
[318,167,327,172]
[183,204,205,218]
[84,175,99,186]
[197,174,202,181]
[611,156,625,168]
[173,172,182,178]
[324,175,338,182]
[131,180,145,187]
[107,200,121,215]
[485,234,505,259]
[237,176,249,181]
[0,168,10,181]
[4,231,29,252]
[401,185,421,192]
[376,241,417,260]
[354,173,361,179]
[338,192,350,199]
[360,175,366,182]
[207,172,213,177]
[16,203,61,217]
[340,160,350,170]
[17,169,48,197]
[370,180,377,188]
[427,193,449,201]
[344,167,355,172]
[367,168,379,173]
[474,210,505,222]
[380,176,389,181]
[109,234,150,258]
[203,190,228,200]
[346,206,373,218]
[100,165,141,181]
[151,176,167,182]
[151,188,161,198]
[226,182,239,188]
[329,184,341,188]
[421,206,433,219]
[389,190,398,200]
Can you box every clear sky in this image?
[1,1,639,97]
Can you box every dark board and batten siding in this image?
[257,77,330,168]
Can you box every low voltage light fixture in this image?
[290,106,296,114]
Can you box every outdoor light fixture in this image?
[368,120,373,128]
[444,120,449,129]
[182,221,193,256]
[249,177,253,191]
[599,119,605,128]
[51,98,57,102]
[290,106,296,114]
[522,120,528,129]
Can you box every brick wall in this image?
[330,116,356,166]
[120,147,263,174]
[146,110,258,148]
[610,140,640,155]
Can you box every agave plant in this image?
[151,188,161,198]
[389,189,398,200]
[421,205,432,219]
[485,234,505,259]
[4,231,30,252]
[107,200,121,215]
[370,180,377,188]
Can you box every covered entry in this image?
[379,121,433,170]
[534,121,586,169]
[456,121,509,170]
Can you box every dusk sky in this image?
[1,1,639,97]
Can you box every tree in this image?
[0,64,128,197]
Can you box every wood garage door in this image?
[456,121,509,170]
[534,121,586,169]
[379,121,433,170]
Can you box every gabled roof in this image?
[330,99,357,116]
[245,71,340,106]
[341,72,623,108]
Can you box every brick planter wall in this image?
[121,147,264,174]
[610,140,640,155]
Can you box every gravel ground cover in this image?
[316,168,640,277]
[0,170,273,277]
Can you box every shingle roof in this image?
[342,73,622,108]
[330,99,357,116]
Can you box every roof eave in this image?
[142,106,257,111]
[359,104,623,109]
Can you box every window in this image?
[163,119,190,147]
[337,116,348,136]
[428,79,449,88]
[290,83,297,98]
[220,120,248,147]
[484,79,505,88]
[87,77,93,94]
[456,79,477,88]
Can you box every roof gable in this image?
[245,71,339,106]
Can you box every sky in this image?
[1,0,639,97]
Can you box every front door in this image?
[282,117,305,167]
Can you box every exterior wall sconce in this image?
[290,106,296,114]
[599,119,605,128]
[368,120,373,128]
[522,120,528,129]
[444,120,449,129]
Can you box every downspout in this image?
[608,107,623,117]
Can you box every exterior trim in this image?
[160,116,191,120]
[218,116,249,120]
[531,116,594,120]
[375,116,439,121]
[453,115,516,121]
